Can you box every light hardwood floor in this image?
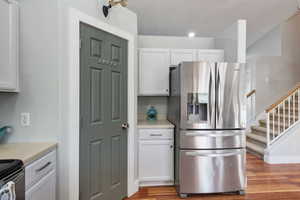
[126,154,300,200]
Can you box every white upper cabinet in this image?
[197,49,225,62]
[138,48,225,96]
[0,0,19,92]
[170,49,197,65]
[139,49,170,96]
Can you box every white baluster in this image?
[298,89,300,122]
[267,112,270,147]
[288,96,291,127]
[278,104,281,135]
[294,93,296,124]
[283,100,286,131]
[272,110,275,140]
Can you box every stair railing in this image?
[265,83,300,148]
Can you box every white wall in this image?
[215,20,247,63]
[247,12,300,115]
[0,0,59,143]
[138,35,215,49]
[247,26,282,57]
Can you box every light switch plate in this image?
[20,113,31,126]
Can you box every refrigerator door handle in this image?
[208,64,215,128]
[185,151,243,157]
[184,132,242,137]
[216,64,223,127]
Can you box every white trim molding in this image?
[265,155,300,164]
[67,8,138,200]
[237,20,247,63]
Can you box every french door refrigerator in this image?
[168,61,247,198]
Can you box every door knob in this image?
[122,123,129,129]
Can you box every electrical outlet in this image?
[20,113,31,127]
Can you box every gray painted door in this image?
[80,23,128,200]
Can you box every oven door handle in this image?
[185,151,243,157]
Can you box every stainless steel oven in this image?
[0,160,25,200]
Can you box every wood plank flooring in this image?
[126,154,300,200]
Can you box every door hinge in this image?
[79,39,82,49]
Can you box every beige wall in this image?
[247,12,300,115]
[282,12,300,64]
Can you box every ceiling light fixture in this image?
[103,0,128,18]
[188,32,196,38]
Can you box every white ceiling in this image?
[128,0,299,46]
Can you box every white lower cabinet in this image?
[26,171,56,200]
[25,150,57,200]
[138,128,174,186]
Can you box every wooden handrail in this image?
[246,89,256,98]
[266,82,300,113]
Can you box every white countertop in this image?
[138,120,175,129]
[0,142,58,166]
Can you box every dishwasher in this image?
[0,160,25,200]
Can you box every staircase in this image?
[247,84,300,159]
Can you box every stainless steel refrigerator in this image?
[168,61,247,198]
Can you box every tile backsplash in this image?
[138,96,168,120]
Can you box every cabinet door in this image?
[170,49,197,65]
[26,171,56,200]
[139,140,174,185]
[0,0,19,92]
[197,49,224,62]
[139,49,170,96]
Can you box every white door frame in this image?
[67,8,137,200]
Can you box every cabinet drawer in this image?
[26,150,56,190]
[180,130,246,149]
[139,129,173,140]
[180,149,246,193]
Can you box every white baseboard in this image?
[265,155,300,164]
[128,179,139,197]
[139,180,174,187]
